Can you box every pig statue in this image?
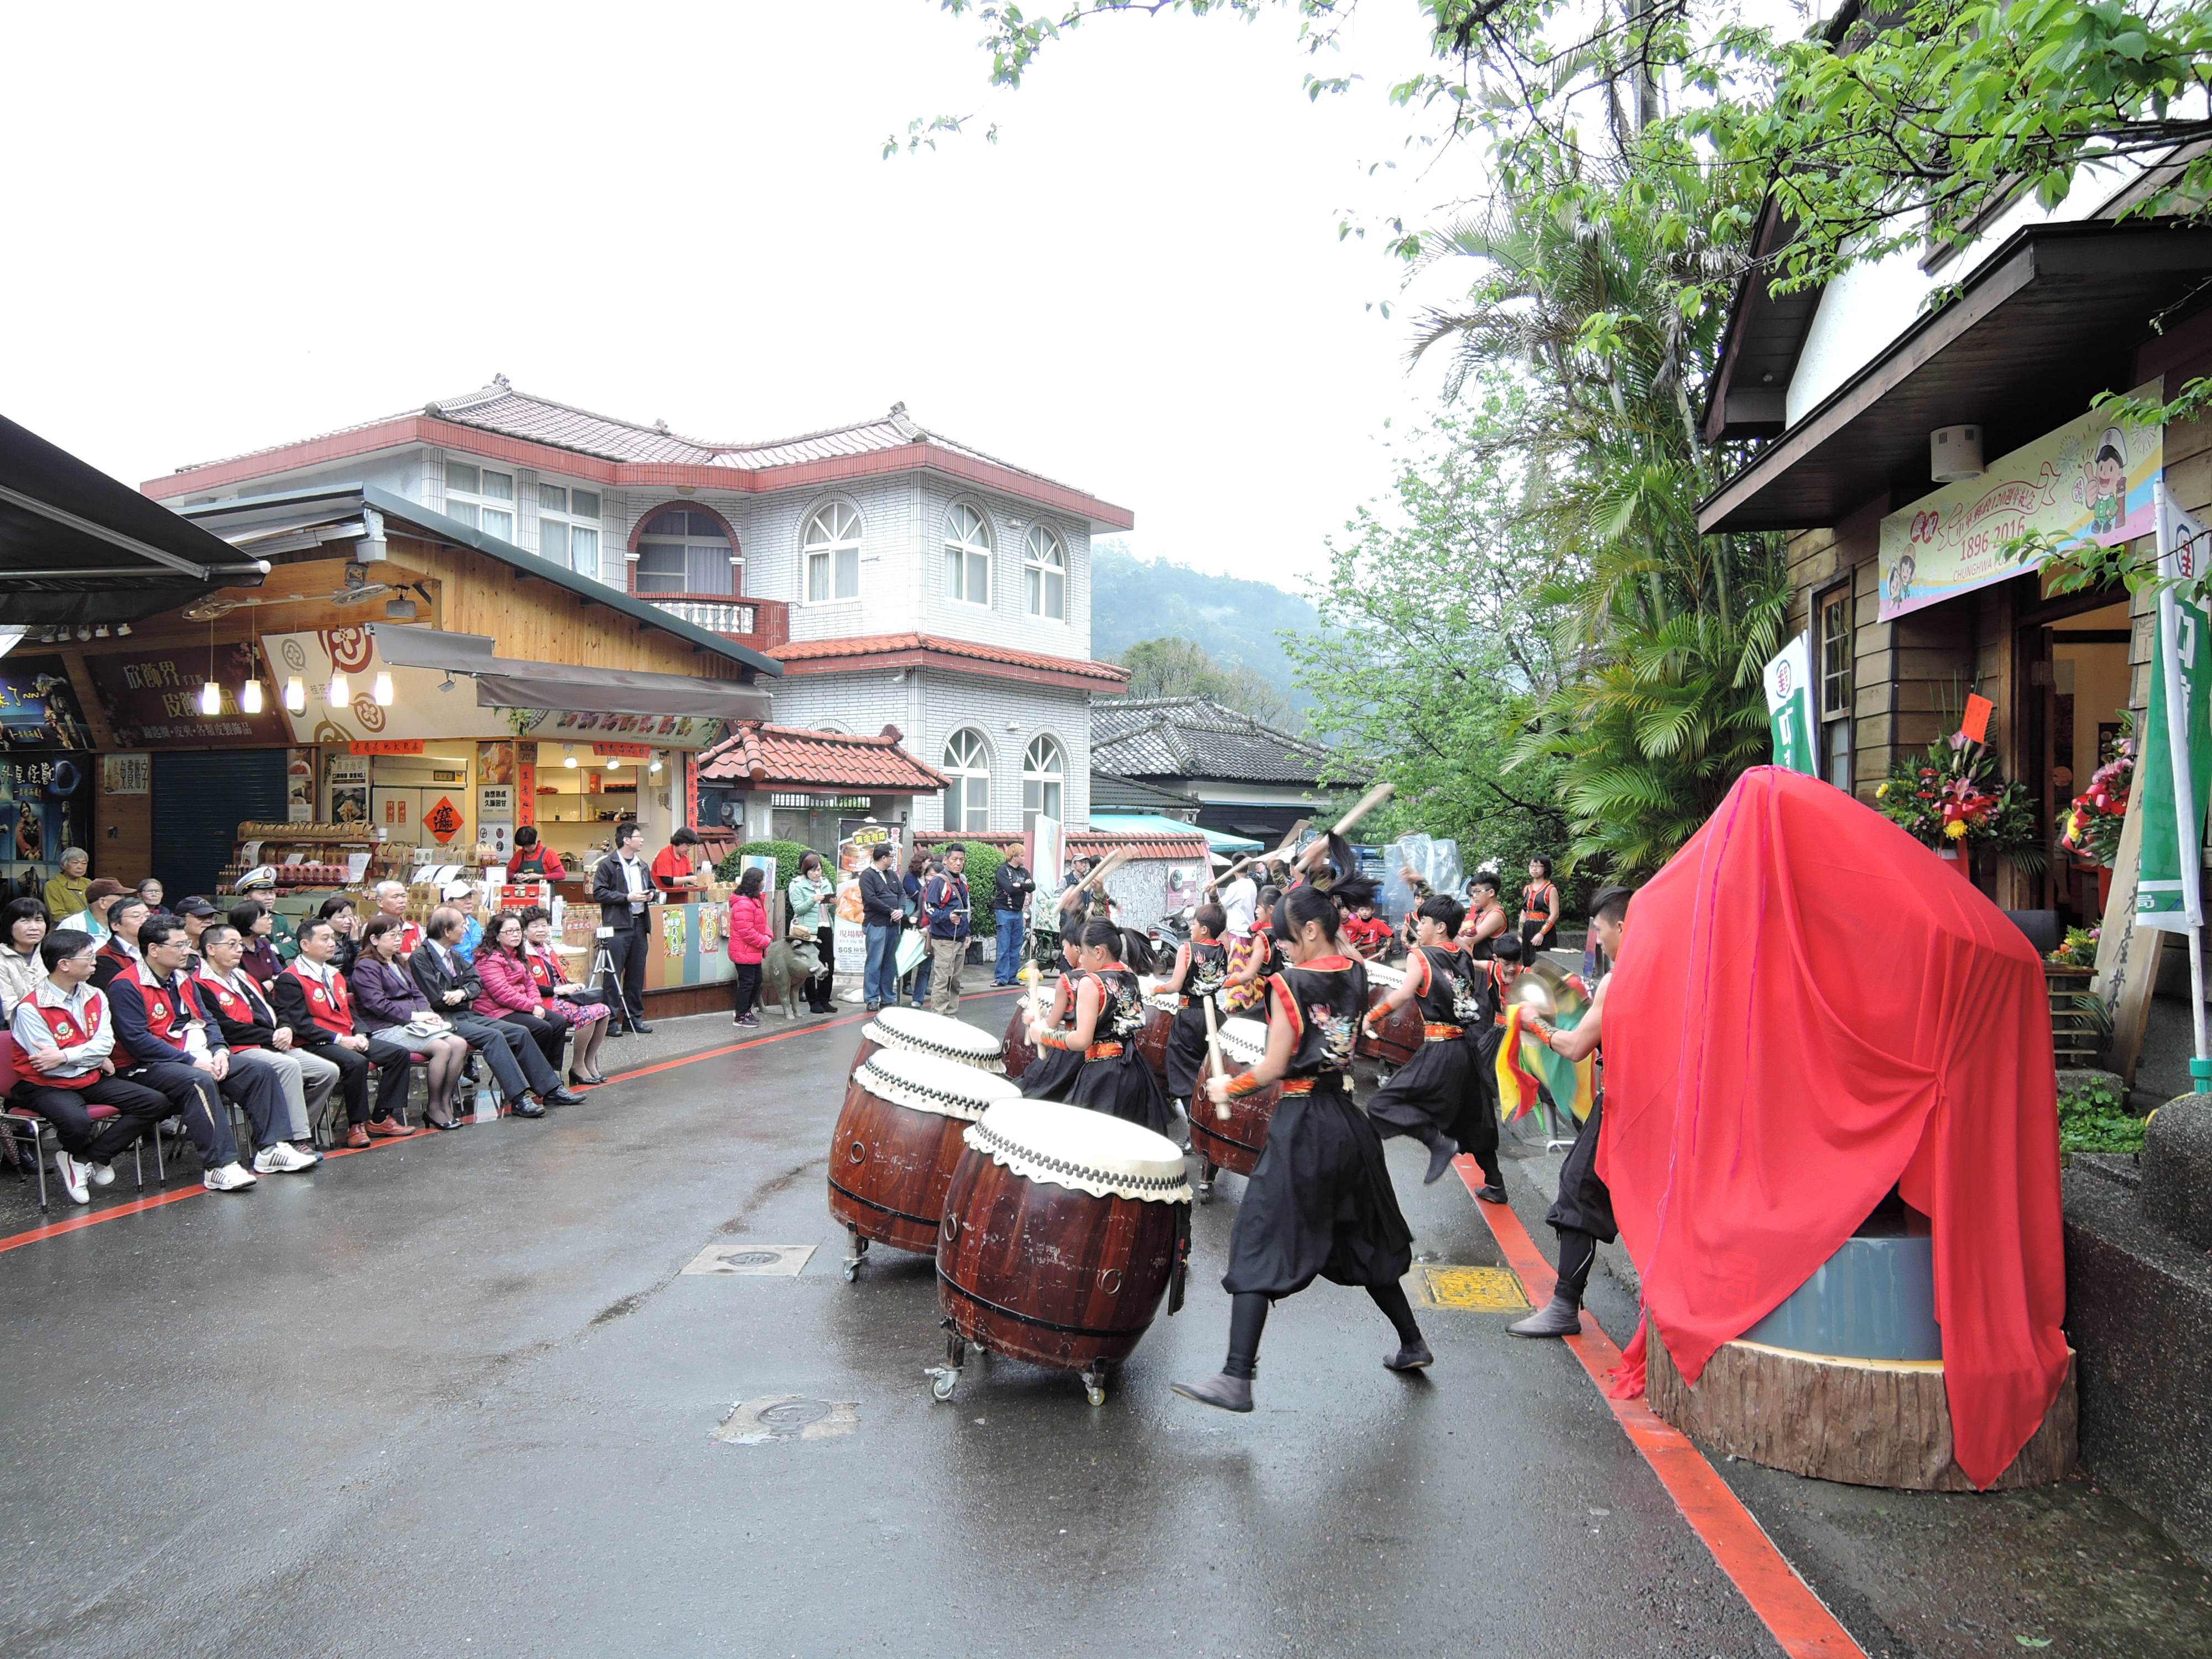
[760,937,825,1019]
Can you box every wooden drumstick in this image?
[1215,818,1308,885]
[1020,961,1043,1035]
[1291,781,1397,873]
[1202,994,1230,1120]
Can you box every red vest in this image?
[285,963,356,1037]
[527,950,558,994]
[27,992,108,1091]
[112,964,203,1071]
[195,969,275,1042]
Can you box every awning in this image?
[1089,811,1259,853]
[368,625,769,722]
[1698,222,2212,534]
[1,411,272,627]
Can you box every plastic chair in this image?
[0,1031,155,1212]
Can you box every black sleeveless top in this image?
[1270,956,1368,1079]
[1185,940,1228,1000]
[1461,910,1499,962]
[1410,943,1485,1026]
[1084,967,1148,1042]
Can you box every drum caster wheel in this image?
[842,1257,861,1282]
[1081,1367,1107,1407]
[1196,1180,1214,1206]
[929,1368,960,1402]
[842,1228,868,1282]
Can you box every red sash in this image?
[195,969,274,1038]
[28,994,107,1091]
[286,964,355,1037]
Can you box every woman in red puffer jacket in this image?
[726,868,772,1028]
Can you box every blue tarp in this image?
[1088,812,1261,853]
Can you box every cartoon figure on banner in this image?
[661,906,687,959]
[1884,550,1917,608]
[2082,425,2130,536]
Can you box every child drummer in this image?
[1175,864,1430,1415]
[1026,919,1173,1135]
[1017,932,1088,1103]
[1220,886,1279,1019]
[1158,901,1230,1115]
[1362,894,1507,1201]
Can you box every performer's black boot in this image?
[1371,1282,1433,1370]
[1173,1293,1266,1412]
[1507,1294,1584,1338]
[1422,1133,1457,1186]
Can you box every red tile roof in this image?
[915,828,1211,864]
[697,722,949,793]
[769,633,1131,690]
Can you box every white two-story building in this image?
[143,378,1134,838]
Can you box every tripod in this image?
[590,928,643,1036]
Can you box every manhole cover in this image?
[1416,1265,1531,1312]
[712,1395,858,1446]
[681,1242,817,1277]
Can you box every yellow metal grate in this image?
[1418,1265,1531,1312]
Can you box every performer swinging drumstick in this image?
[1173,878,1431,1414]
[1018,934,1088,1103]
[1507,885,1631,1339]
[1361,893,1506,1198]
[1159,901,1230,1119]
[1027,919,1174,1135]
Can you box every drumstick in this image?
[1020,961,1043,1031]
[1073,847,1132,895]
[1201,995,1230,1121]
[1291,781,1397,873]
[1216,818,1308,884]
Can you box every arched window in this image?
[804,502,862,603]
[942,728,990,831]
[1022,735,1064,831]
[636,508,736,596]
[1024,525,1066,620]
[943,504,992,606]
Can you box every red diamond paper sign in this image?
[424,796,465,844]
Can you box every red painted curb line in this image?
[0,989,1025,1256]
[1456,1155,1867,1659]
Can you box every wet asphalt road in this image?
[4,990,2208,1658]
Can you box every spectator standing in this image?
[59,877,126,946]
[1,896,48,1015]
[228,900,285,987]
[857,843,903,1014]
[993,848,1035,986]
[505,826,566,882]
[1214,867,1258,941]
[7,930,170,1204]
[42,848,90,924]
[651,826,707,895]
[590,822,657,1033]
[923,844,973,1016]
[726,868,771,1027]
[787,851,836,1015]
[900,850,933,1010]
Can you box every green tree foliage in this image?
[1115,635,1294,724]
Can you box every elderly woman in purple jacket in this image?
[351,914,471,1130]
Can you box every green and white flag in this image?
[2135,483,2211,933]
[1762,631,1818,778]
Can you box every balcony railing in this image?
[639,593,791,650]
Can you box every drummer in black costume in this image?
[1027,920,1173,1135]
[1018,933,1088,1103]
[1363,894,1507,1201]
[1174,862,1430,1414]
[1159,902,1230,1112]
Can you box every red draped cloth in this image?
[1600,766,2068,1489]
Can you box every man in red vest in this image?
[272,917,414,1147]
[6,929,169,1204]
[90,896,149,992]
[108,917,307,1181]
[197,922,339,1150]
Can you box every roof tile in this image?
[769,632,1130,685]
[696,722,949,794]
[1091,696,1341,785]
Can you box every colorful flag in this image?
[2135,484,2211,934]
[1494,1003,1597,1124]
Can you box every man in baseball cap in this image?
[59,878,127,946]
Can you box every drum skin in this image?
[1357,986,1423,1068]
[1135,1001,1174,1081]
[1001,1003,1038,1081]
[936,1151,1182,1372]
[1186,1055,1280,1178]
[826,1074,972,1256]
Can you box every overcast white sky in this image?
[2,1,1482,592]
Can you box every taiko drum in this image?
[828,1050,1023,1256]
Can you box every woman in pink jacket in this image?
[727,867,772,1028]
[473,911,569,1077]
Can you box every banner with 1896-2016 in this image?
[1763,631,1818,778]
[2135,483,2212,935]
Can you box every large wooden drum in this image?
[932,1099,1192,1405]
[849,1005,1006,1079]
[1357,961,1422,1068]
[1187,1015,1279,1199]
[829,1051,1024,1280]
[1135,992,1179,1081]
[1001,999,1041,1079]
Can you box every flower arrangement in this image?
[2059,730,2135,869]
[1875,732,2044,866]
[2046,925,2100,969]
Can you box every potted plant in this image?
[2059,723,2135,912]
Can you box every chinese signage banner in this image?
[2135,483,2212,934]
[1762,632,1818,777]
[1879,385,2163,622]
[2,753,92,905]
[0,656,96,750]
[81,644,292,748]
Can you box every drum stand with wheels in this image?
[842,1224,870,1282]
[925,1318,990,1401]
[1193,1152,1215,1204]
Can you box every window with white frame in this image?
[1024,524,1067,620]
[536,483,603,581]
[803,502,862,603]
[943,504,992,606]
[941,728,990,831]
[635,508,736,596]
[444,460,516,541]
[1021,735,1064,832]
